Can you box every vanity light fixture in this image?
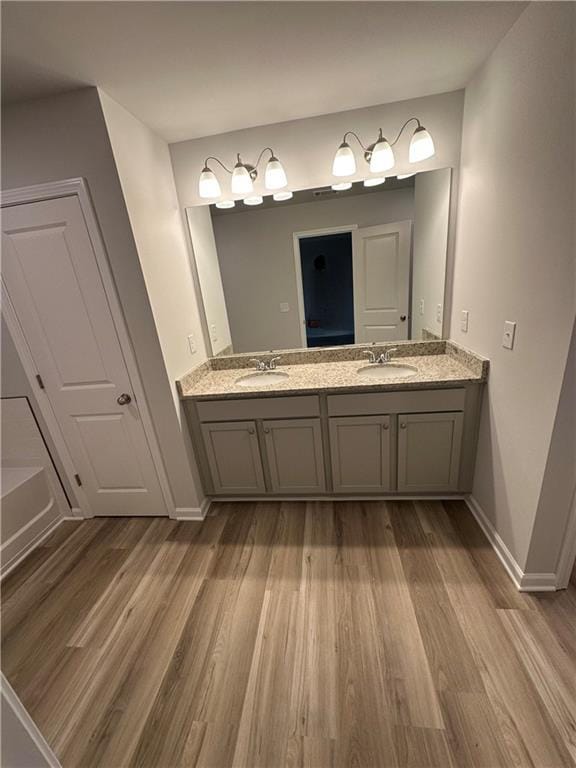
[215,200,235,209]
[198,148,288,200]
[331,182,352,191]
[273,191,293,201]
[244,196,264,206]
[397,173,416,179]
[363,177,386,187]
[331,118,435,179]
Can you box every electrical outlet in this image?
[187,334,196,355]
[461,310,469,333]
[502,320,516,350]
[436,304,442,324]
[419,299,424,316]
[210,324,218,342]
[279,302,290,313]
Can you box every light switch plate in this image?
[419,299,424,316]
[502,320,516,350]
[187,334,196,355]
[210,324,218,342]
[436,304,442,323]
[461,310,469,333]
[279,302,290,313]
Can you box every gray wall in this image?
[1,88,201,511]
[450,3,575,572]
[212,187,414,353]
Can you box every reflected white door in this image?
[352,221,411,342]
[2,196,165,516]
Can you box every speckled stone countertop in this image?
[178,341,488,401]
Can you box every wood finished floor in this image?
[2,500,576,768]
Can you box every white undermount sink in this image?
[356,363,418,380]
[236,370,290,387]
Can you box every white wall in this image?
[411,169,451,340]
[1,88,202,511]
[186,206,232,355]
[450,3,575,571]
[170,90,464,207]
[212,187,414,352]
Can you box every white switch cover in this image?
[187,334,196,354]
[279,302,290,313]
[210,324,218,342]
[419,299,424,316]
[502,321,516,350]
[436,304,442,323]
[461,310,469,333]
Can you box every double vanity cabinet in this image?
[183,380,483,498]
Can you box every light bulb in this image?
[215,200,235,209]
[397,173,415,179]
[332,142,356,177]
[273,191,293,201]
[265,156,288,190]
[331,182,352,191]
[369,137,394,172]
[231,162,254,195]
[244,196,263,206]
[363,177,386,187]
[409,126,435,163]
[198,166,221,199]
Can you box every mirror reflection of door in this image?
[299,232,354,348]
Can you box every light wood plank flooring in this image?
[2,500,575,767]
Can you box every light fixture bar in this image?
[198,147,288,200]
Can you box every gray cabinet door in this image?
[201,421,266,494]
[329,415,391,493]
[262,418,326,493]
[397,412,463,492]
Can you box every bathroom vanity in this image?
[179,341,488,498]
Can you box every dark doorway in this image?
[299,232,354,348]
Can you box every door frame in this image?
[1,178,174,518]
[292,225,358,348]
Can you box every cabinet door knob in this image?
[264,428,270,434]
[382,423,389,430]
[400,423,407,429]
[248,428,255,435]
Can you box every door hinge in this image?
[74,473,83,487]
[35,373,45,390]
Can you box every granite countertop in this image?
[178,341,488,401]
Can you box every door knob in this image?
[400,315,407,321]
[117,393,132,405]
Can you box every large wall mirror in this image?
[187,167,451,356]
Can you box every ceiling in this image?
[2,1,525,144]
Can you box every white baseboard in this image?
[174,498,211,521]
[465,496,558,592]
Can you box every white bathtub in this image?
[1,466,59,576]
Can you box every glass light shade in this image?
[363,177,386,187]
[369,139,394,172]
[215,200,235,209]
[332,143,356,177]
[331,182,352,191]
[409,126,435,163]
[244,196,263,206]
[198,167,221,199]
[397,173,415,179]
[265,157,288,190]
[273,191,293,201]
[231,164,254,195]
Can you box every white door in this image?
[352,221,411,342]
[2,196,165,517]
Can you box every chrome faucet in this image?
[249,356,282,371]
[362,347,398,365]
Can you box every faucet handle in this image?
[269,356,282,369]
[362,349,377,363]
[249,358,266,371]
[383,347,399,363]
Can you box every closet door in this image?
[2,196,165,516]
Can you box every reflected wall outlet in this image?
[502,320,516,350]
[280,302,290,313]
[461,310,469,333]
[419,299,424,316]
[210,324,218,342]
[436,304,442,323]
[187,334,196,354]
